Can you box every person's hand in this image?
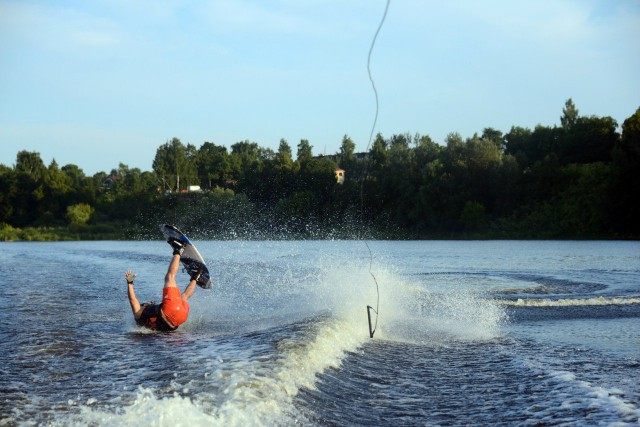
[125,270,137,284]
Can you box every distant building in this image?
[101,173,119,191]
[187,185,201,192]
[335,168,345,184]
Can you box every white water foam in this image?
[378,286,507,344]
[67,243,508,426]
[315,252,508,345]
[69,316,366,427]
[517,362,640,425]
[500,295,640,307]
[69,248,376,426]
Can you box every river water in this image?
[1,240,639,426]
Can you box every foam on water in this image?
[64,247,375,425]
[513,357,640,425]
[2,240,638,426]
[65,243,509,425]
[69,316,366,426]
[215,317,366,425]
[501,295,640,307]
[314,250,508,344]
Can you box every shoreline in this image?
[1,224,636,242]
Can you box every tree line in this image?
[1,99,638,240]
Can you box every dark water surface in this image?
[1,240,638,426]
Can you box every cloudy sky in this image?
[1,0,639,175]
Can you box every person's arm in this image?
[182,279,197,301]
[125,270,141,316]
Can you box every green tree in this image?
[153,138,196,192]
[61,164,86,192]
[561,98,579,130]
[0,169,17,223]
[561,115,618,164]
[296,139,313,165]
[360,133,388,222]
[111,163,157,195]
[15,151,46,180]
[413,134,440,165]
[10,172,39,226]
[338,134,356,169]
[230,140,261,178]
[610,106,640,235]
[274,190,317,231]
[443,132,465,170]
[518,163,612,238]
[40,159,73,221]
[504,126,533,166]
[528,125,563,165]
[66,203,94,226]
[369,133,387,171]
[275,139,294,171]
[298,156,337,209]
[61,164,99,208]
[185,143,199,185]
[197,142,230,188]
[460,200,488,232]
[384,133,414,227]
[408,157,444,232]
[402,134,443,232]
[481,127,504,150]
[464,136,505,213]
[388,133,410,150]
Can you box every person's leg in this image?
[164,254,181,288]
[161,255,192,328]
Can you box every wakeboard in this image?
[160,224,212,289]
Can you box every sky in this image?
[1,0,639,175]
